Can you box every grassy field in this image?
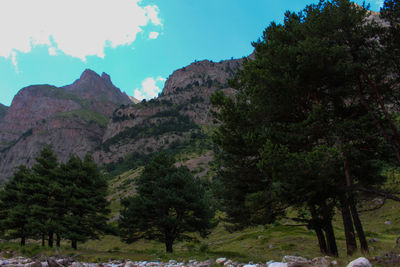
[2,166,400,266]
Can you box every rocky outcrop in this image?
[0,69,132,181]
[94,58,243,166]
[63,69,132,116]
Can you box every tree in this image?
[0,166,33,246]
[211,0,389,256]
[29,146,60,247]
[119,152,215,253]
[60,154,110,249]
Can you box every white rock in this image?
[125,261,135,267]
[216,258,227,265]
[243,265,257,267]
[267,263,287,267]
[385,220,392,225]
[346,257,372,267]
[224,260,233,266]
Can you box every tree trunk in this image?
[324,220,339,257]
[48,232,54,248]
[20,236,26,246]
[309,205,328,255]
[349,198,368,253]
[71,240,77,250]
[56,234,61,247]
[165,240,173,253]
[344,159,368,253]
[340,193,357,255]
[42,233,45,247]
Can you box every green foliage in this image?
[119,152,215,253]
[0,147,110,249]
[101,109,199,152]
[211,0,397,256]
[56,109,109,128]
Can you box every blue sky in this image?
[0,0,383,106]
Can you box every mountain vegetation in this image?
[211,0,400,257]
[0,147,110,249]
[119,152,215,253]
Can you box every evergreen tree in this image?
[119,152,215,253]
[211,0,389,256]
[61,154,110,249]
[0,166,33,245]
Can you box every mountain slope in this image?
[0,70,132,181]
[0,103,8,122]
[94,58,243,171]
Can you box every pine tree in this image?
[119,152,215,253]
[0,166,33,245]
[61,154,110,249]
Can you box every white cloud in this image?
[134,76,166,100]
[0,0,162,64]
[149,32,160,40]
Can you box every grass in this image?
[55,109,109,128]
[3,165,400,266]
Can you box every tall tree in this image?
[119,152,215,253]
[211,0,388,256]
[0,166,33,246]
[61,154,110,249]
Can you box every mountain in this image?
[0,103,8,122]
[0,57,244,181]
[93,58,243,170]
[0,70,132,181]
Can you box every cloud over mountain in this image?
[0,0,162,63]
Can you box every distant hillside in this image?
[0,57,245,181]
[0,70,132,181]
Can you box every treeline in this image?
[211,0,400,257]
[0,147,109,249]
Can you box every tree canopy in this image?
[211,0,397,256]
[119,152,215,253]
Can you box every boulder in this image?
[216,258,227,265]
[311,257,331,267]
[346,257,372,267]
[282,256,312,267]
[125,261,136,267]
[267,263,288,267]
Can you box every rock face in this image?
[0,103,8,122]
[0,69,131,181]
[0,56,244,181]
[93,58,242,165]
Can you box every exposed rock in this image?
[0,69,131,181]
[385,220,393,225]
[282,256,312,267]
[216,258,228,265]
[311,257,331,267]
[346,257,372,267]
[267,263,288,267]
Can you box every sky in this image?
[0,0,384,106]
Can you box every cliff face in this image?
[0,57,244,181]
[0,70,132,181]
[93,58,243,165]
[0,104,8,122]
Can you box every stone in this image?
[311,257,330,267]
[385,220,392,225]
[216,258,227,265]
[125,261,135,267]
[346,257,372,267]
[224,260,233,266]
[282,256,312,267]
[267,263,287,267]
[47,258,63,267]
[258,235,265,240]
[369,238,378,243]
[243,265,257,267]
